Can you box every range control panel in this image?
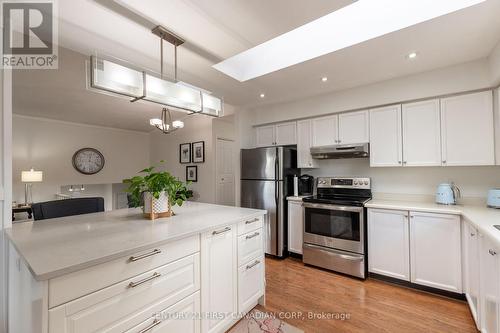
[317,177,371,189]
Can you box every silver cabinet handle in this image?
[129,249,162,262]
[128,272,161,288]
[470,233,476,237]
[246,260,260,270]
[398,161,402,164]
[489,249,497,256]
[403,161,407,165]
[245,218,259,225]
[246,232,260,240]
[212,226,231,235]
[442,160,447,164]
[138,319,161,333]
[404,215,408,218]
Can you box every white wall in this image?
[250,60,492,125]
[12,115,150,204]
[489,41,500,86]
[304,159,500,199]
[150,115,215,203]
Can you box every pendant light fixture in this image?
[89,26,223,121]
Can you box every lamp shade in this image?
[21,169,43,182]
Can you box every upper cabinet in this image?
[338,110,369,145]
[297,120,318,168]
[441,91,495,166]
[402,99,442,166]
[369,105,402,167]
[311,111,369,147]
[255,122,296,147]
[312,115,338,147]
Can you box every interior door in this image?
[216,138,235,206]
[240,180,277,255]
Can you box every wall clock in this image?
[72,148,105,175]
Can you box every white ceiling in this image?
[13,0,500,131]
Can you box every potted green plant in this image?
[123,162,191,220]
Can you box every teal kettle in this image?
[436,183,461,205]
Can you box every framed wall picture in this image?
[179,143,191,164]
[192,141,205,163]
[186,165,198,182]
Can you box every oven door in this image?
[303,203,364,254]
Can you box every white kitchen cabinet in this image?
[369,105,403,167]
[463,219,480,329]
[480,232,500,333]
[402,99,442,166]
[201,225,237,333]
[238,257,265,313]
[312,115,338,147]
[275,121,297,145]
[297,119,318,168]
[256,122,296,147]
[367,209,410,280]
[287,200,304,255]
[256,125,275,147]
[409,211,462,293]
[440,91,494,166]
[338,110,369,144]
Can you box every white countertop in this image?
[366,199,500,246]
[5,201,266,281]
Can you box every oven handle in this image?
[303,202,363,213]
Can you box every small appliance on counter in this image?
[487,189,500,208]
[298,174,314,196]
[435,183,461,205]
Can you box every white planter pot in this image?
[143,191,170,219]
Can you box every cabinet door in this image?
[238,257,265,313]
[464,221,480,329]
[402,99,442,166]
[275,121,297,145]
[297,120,317,168]
[367,209,410,280]
[409,212,462,293]
[441,91,494,166]
[369,105,403,167]
[338,110,369,144]
[480,233,500,333]
[256,125,275,147]
[201,225,237,333]
[287,201,304,255]
[312,115,338,147]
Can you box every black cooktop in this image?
[302,195,371,207]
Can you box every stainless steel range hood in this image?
[310,143,369,159]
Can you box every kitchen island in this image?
[6,201,267,333]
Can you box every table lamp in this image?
[21,168,43,205]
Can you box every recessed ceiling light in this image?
[213,0,485,81]
[260,93,265,98]
[407,52,418,60]
[321,77,328,82]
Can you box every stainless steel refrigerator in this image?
[240,146,298,257]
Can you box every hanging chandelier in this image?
[88,26,223,130]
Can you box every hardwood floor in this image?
[259,257,478,333]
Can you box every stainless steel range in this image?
[302,177,372,279]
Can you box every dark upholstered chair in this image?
[31,197,105,221]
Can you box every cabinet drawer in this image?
[49,235,200,308]
[238,256,265,313]
[49,253,200,333]
[238,215,263,235]
[238,229,263,266]
[124,291,200,333]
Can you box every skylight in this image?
[213,0,486,82]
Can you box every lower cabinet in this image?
[409,211,462,293]
[479,232,500,333]
[238,257,265,312]
[368,209,410,280]
[367,209,461,293]
[201,225,238,333]
[463,220,480,329]
[287,200,304,255]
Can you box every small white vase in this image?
[143,191,171,219]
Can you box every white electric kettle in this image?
[436,183,461,205]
